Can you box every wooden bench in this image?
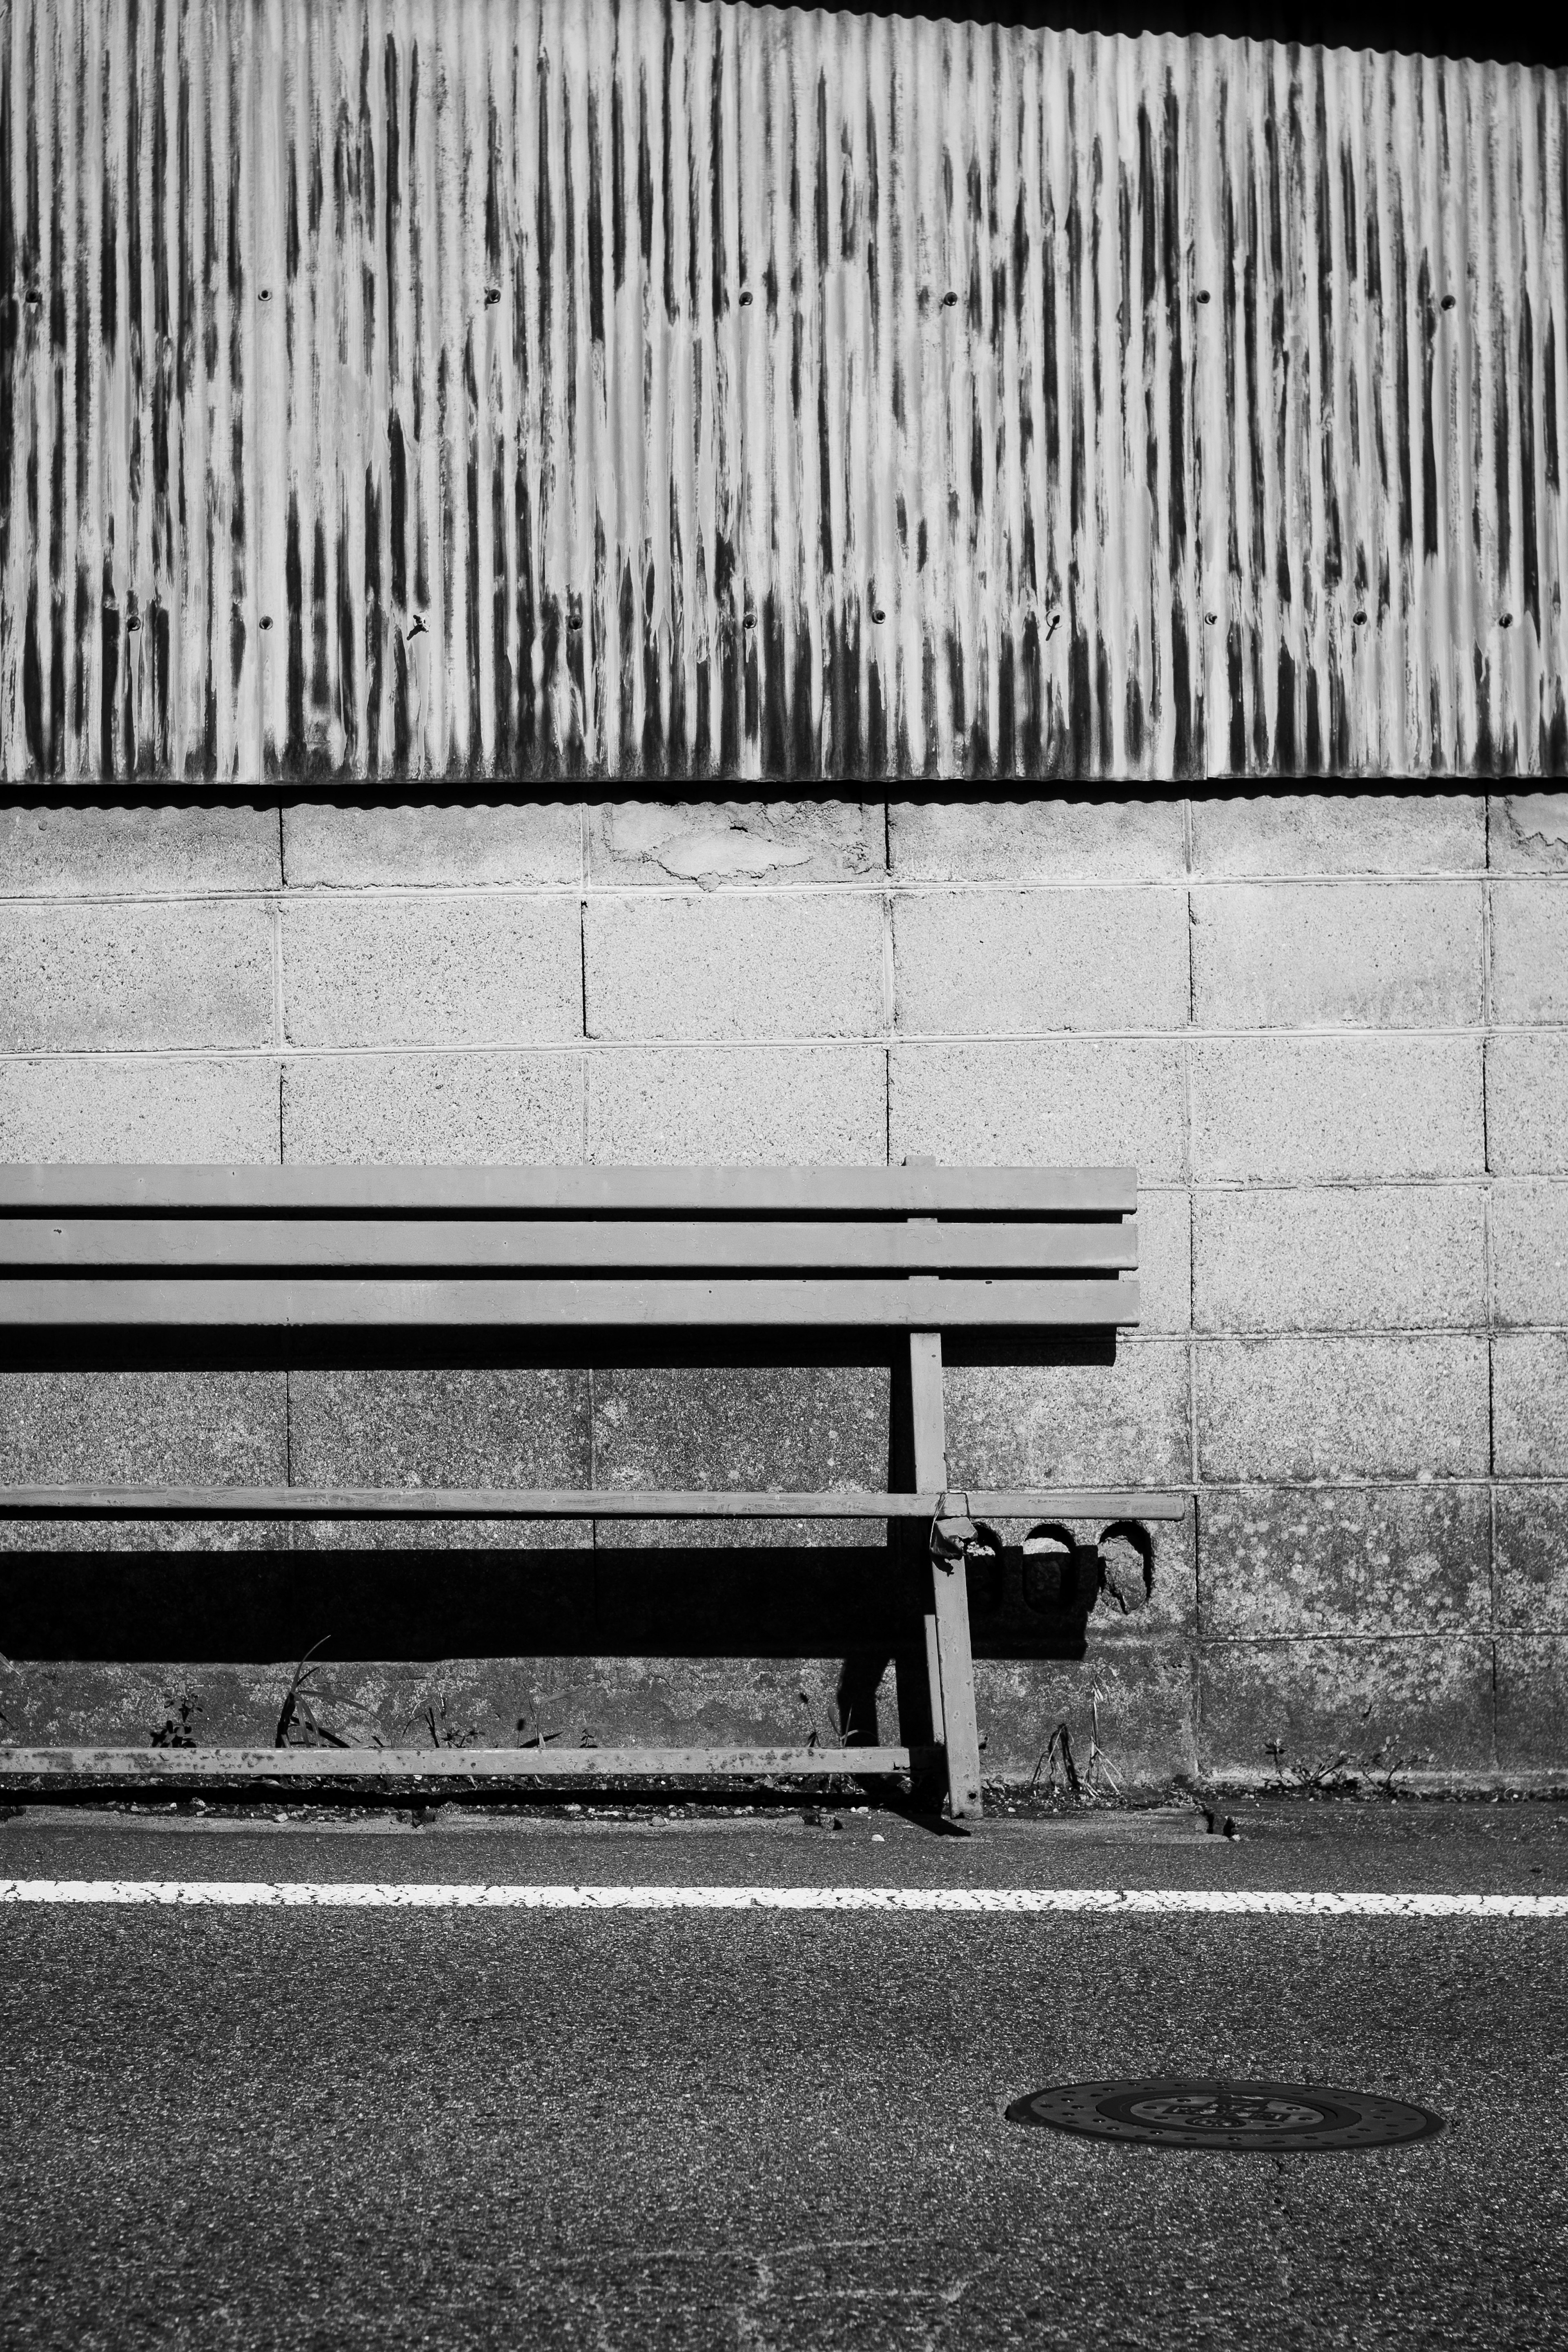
[0,1161,1183,1819]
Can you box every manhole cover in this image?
[1005,2079,1445,2151]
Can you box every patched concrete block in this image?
[1492,1182,1568,1326]
[1191,881,1481,1028]
[283,894,581,1047]
[894,887,1188,1034]
[1486,1035,1568,1175]
[589,801,882,888]
[0,803,281,893]
[0,900,275,1050]
[1199,1637,1493,1777]
[283,802,582,886]
[287,1367,590,1550]
[1197,1335,1489,1479]
[0,1056,280,1162]
[1194,1185,1486,1330]
[889,799,1187,882]
[946,1342,1191,1488]
[1191,1036,1483,1180]
[587,1045,885,1163]
[1489,791,1568,873]
[891,1040,1186,1176]
[1189,794,1485,876]
[1492,1333,1568,1475]
[584,893,883,1040]
[1494,1639,1568,1771]
[283,1052,584,1163]
[1495,1488,1568,1632]
[1198,1484,1491,1637]
[1490,880,1568,1025]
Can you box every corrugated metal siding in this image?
[1,0,1564,782]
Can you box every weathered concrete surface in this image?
[1491,1335,1568,1476]
[1494,1640,1568,1768]
[1198,1487,1492,1638]
[893,888,1189,1034]
[946,1348,1191,1489]
[0,804,282,895]
[1190,1037,1483,1181]
[1491,791,1568,871]
[282,1052,583,1163]
[0,1057,280,1163]
[1194,1187,1486,1331]
[1494,1490,1568,1633]
[1490,881,1568,1026]
[890,1039,1186,1174]
[1200,1637,1496,1776]
[1485,1036,1568,1175]
[586,1045,885,1165]
[1191,882,1482,1029]
[0,902,275,1051]
[588,803,881,889]
[1490,1182,1568,1327]
[0,1371,287,1487]
[283,803,582,888]
[1197,1337,1490,1482]
[585,894,884,1040]
[1189,794,1486,876]
[283,895,582,1047]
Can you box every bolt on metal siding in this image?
[0,0,1564,781]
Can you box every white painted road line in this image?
[1,1882,1566,1915]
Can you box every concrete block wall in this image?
[1,791,1565,1788]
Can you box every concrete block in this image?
[1488,791,1568,873]
[1486,1035,1568,1175]
[894,887,1189,1035]
[0,900,276,1051]
[1196,1335,1489,1479]
[282,1052,584,1163]
[1494,1639,1568,1771]
[287,1367,590,1550]
[1190,1036,1483,1181]
[588,801,882,887]
[584,893,884,1041]
[889,798,1188,882]
[586,1045,886,1164]
[1134,1189,1192,1333]
[945,1342,1192,1487]
[1490,880,1568,1025]
[1491,1182,1568,1326]
[0,1056,280,1163]
[283,894,581,1048]
[0,803,281,894]
[891,1040,1187,1178]
[0,1370,286,1483]
[1189,793,1485,876]
[1198,1637,1493,1777]
[283,802,582,886]
[1198,1484,1491,1637]
[1194,1185,1486,1331]
[1494,1487,1568,1633]
[1191,881,1481,1028]
[971,1641,1199,1784]
[1492,1333,1568,1475]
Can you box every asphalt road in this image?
[3,1800,1566,2351]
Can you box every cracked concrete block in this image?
[894,887,1188,1034]
[1194,1185,1486,1331]
[588,802,882,888]
[283,802,582,886]
[1191,1036,1483,1180]
[1191,880,1482,1028]
[1494,1639,1568,1771]
[0,803,281,893]
[0,900,276,1050]
[1492,1182,1568,1326]
[889,799,1188,882]
[1198,1637,1492,1777]
[1198,1484,1491,1637]
[1486,1036,1568,1174]
[1197,1334,1489,1479]
[1189,794,1485,876]
[1495,1488,1568,1633]
[283,1051,584,1163]
[890,1040,1186,1177]
[283,893,582,1047]
[1490,880,1568,1025]
[584,893,884,1041]
[586,1045,885,1164]
[1492,1333,1568,1475]
[1488,791,1568,873]
[0,1056,280,1162]
[946,1343,1192,1488]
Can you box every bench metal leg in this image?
[894,1330,984,1822]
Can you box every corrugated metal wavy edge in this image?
[1,0,1565,783]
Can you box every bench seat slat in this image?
[0,1274,1139,1328]
[0,1484,1189,1519]
[0,1216,1136,1274]
[0,1165,1137,1218]
[0,1746,922,1781]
